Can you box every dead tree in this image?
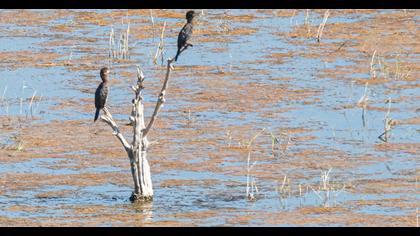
[100,58,175,202]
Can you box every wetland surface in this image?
[0,9,419,226]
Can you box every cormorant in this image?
[174,10,197,62]
[94,67,110,122]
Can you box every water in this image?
[0,9,418,226]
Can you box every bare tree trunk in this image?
[101,58,174,202]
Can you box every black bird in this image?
[174,10,197,61]
[94,67,110,122]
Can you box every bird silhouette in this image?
[94,67,110,122]
[175,10,197,61]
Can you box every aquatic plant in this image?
[316,10,330,42]
[153,21,167,66]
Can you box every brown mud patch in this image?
[0,51,62,69]
[0,9,418,226]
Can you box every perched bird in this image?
[174,10,197,61]
[94,67,110,122]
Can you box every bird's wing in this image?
[100,84,109,108]
[178,23,193,47]
[95,83,103,109]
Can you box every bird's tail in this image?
[174,48,181,61]
[94,109,100,122]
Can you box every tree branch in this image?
[143,59,174,137]
[101,107,141,195]
[100,107,132,153]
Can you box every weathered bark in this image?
[143,59,174,137]
[100,59,174,202]
[130,69,153,201]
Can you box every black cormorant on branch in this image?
[174,10,198,62]
[94,67,110,122]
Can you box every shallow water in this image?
[0,9,418,226]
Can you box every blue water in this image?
[0,9,418,226]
